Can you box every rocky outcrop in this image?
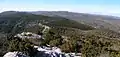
[34,46,64,57]
[3,46,81,57]
[3,52,29,57]
[14,32,42,39]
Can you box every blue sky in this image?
[0,0,120,16]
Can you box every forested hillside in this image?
[31,11,120,32]
[0,11,93,57]
[1,11,120,57]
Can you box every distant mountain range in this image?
[30,11,120,32]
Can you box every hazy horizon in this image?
[0,0,120,16]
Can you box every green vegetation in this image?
[7,37,38,57]
[0,12,93,57]
[42,27,120,57]
[1,11,120,57]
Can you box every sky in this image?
[0,0,120,16]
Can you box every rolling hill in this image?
[31,11,120,32]
[0,11,94,34]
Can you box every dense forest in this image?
[1,11,120,57]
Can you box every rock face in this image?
[3,52,28,57]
